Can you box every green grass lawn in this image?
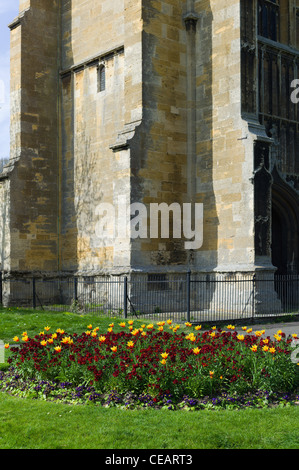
[0,392,299,449]
[1,307,299,450]
[0,306,126,345]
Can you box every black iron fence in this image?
[0,272,298,323]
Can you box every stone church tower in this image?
[0,0,298,287]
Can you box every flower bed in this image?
[2,321,299,409]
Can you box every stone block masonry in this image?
[0,0,297,312]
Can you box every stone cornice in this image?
[60,45,124,77]
[8,8,30,30]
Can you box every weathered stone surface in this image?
[0,0,298,288]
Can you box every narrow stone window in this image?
[97,64,105,92]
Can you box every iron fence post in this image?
[252,274,256,322]
[32,277,36,309]
[74,277,78,302]
[187,270,191,323]
[0,272,2,306]
[124,276,128,318]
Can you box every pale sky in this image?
[0,0,20,160]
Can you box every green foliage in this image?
[2,320,299,402]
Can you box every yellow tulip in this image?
[61,337,72,344]
[186,334,196,342]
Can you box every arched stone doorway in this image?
[271,167,299,275]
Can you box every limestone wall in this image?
[8,0,60,274]
[128,0,189,270]
[0,179,11,273]
[4,0,257,280]
[193,0,255,272]
[127,0,255,274]
[60,0,257,275]
[60,0,143,275]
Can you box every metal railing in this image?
[0,272,298,323]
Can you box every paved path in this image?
[200,319,299,339]
[234,321,299,339]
